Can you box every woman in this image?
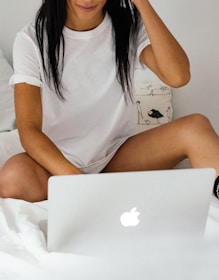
[1,0,219,202]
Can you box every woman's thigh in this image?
[102,114,218,173]
[0,153,51,202]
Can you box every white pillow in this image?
[0,49,15,131]
[134,81,173,134]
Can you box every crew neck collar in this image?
[63,12,109,38]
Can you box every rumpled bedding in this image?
[0,197,219,280]
[1,130,219,279]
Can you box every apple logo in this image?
[120,207,140,227]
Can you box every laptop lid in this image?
[47,168,215,255]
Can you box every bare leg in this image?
[103,114,219,175]
[1,114,219,202]
[0,153,50,202]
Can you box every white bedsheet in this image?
[0,197,219,280]
[1,131,219,279]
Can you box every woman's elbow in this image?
[17,127,39,152]
[174,72,190,88]
[167,68,191,88]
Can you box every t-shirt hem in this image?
[9,74,42,88]
[76,137,130,174]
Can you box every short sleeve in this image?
[135,20,151,69]
[9,25,43,88]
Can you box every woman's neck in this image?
[65,11,105,32]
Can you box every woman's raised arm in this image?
[133,0,190,87]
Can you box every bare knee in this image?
[174,113,217,155]
[182,113,210,126]
[177,114,213,137]
[0,163,23,199]
[0,153,49,202]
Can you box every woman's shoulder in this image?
[17,22,36,40]
[14,22,39,51]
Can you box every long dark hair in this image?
[35,0,140,100]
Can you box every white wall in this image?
[0,0,41,64]
[0,0,219,131]
[149,0,219,131]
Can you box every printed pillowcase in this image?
[134,81,173,134]
[0,49,15,132]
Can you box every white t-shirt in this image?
[10,13,150,173]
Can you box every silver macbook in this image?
[47,168,215,256]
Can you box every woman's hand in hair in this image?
[132,0,191,88]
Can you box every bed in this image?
[1,48,219,279]
[0,181,219,279]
